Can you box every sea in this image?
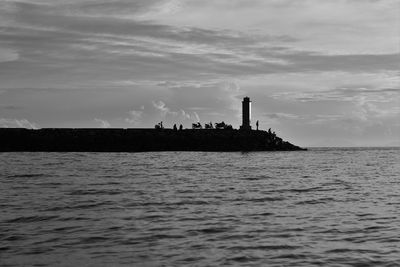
[1,148,399,267]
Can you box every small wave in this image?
[149,234,186,240]
[226,255,261,263]
[251,196,285,202]
[176,189,196,194]
[52,226,79,232]
[230,245,299,250]
[295,197,335,205]
[123,234,186,244]
[79,236,110,244]
[356,213,375,217]
[358,216,397,222]
[68,189,123,196]
[72,203,108,209]
[218,234,257,240]
[178,256,205,263]
[189,227,234,235]
[247,212,274,217]
[6,174,43,178]
[58,216,91,222]
[126,201,164,207]
[288,187,322,193]
[44,202,110,211]
[37,182,63,187]
[171,200,211,206]
[4,215,58,223]
[235,196,284,202]
[120,239,141,245]
[325,248,378,254]
[178,216,213,222]
[3,235,26,241]
[32,237,61,245]
[138,214,166,220]
[380,237,400,243]
[364,225,389,231]
[243,177,262,181]
[24,247,54,255]
[271,253,308,259]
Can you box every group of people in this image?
[173,124,184,131]
[155,120,261,130]
[155,121,184,130]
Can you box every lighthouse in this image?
[240,96,252,130]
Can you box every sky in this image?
[0,0,399,147]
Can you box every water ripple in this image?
[1,148,400,266]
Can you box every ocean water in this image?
[1,148,400,266]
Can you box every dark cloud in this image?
[334,87,400,94]
[71,0,164,16]
[282,86,400,103]
[281,52,400,73]
[0,105,22,110]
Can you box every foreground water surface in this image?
[1,148,400,266]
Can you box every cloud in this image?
[125,109,144,125]
[1,0,398,92]
[265,113,300,120]
[179,109,191,119]
[272,79,400,103]
[193,112,200,122]
[94,118,110,128]
[0,48,19,63]
[154,0,399,54]
[152,100,178,117]
[67,0,168,17]
[0,118,39,129]
[151,100,206,124]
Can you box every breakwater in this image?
[0,128,305,152]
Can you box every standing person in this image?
[256,120,259,130]
[179,124,183,131]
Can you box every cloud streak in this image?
[94,118,111,128]
[0,118,39,129]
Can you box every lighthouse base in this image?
[240,125,252,130]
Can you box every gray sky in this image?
[0,0,399,146]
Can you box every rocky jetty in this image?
[0,128,306,152]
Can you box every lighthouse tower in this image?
[240,96,252,130]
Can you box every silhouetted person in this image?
[173,124,177,131]
[155,122,163,129]
[179,124,183,130]
[256,120,259,130]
